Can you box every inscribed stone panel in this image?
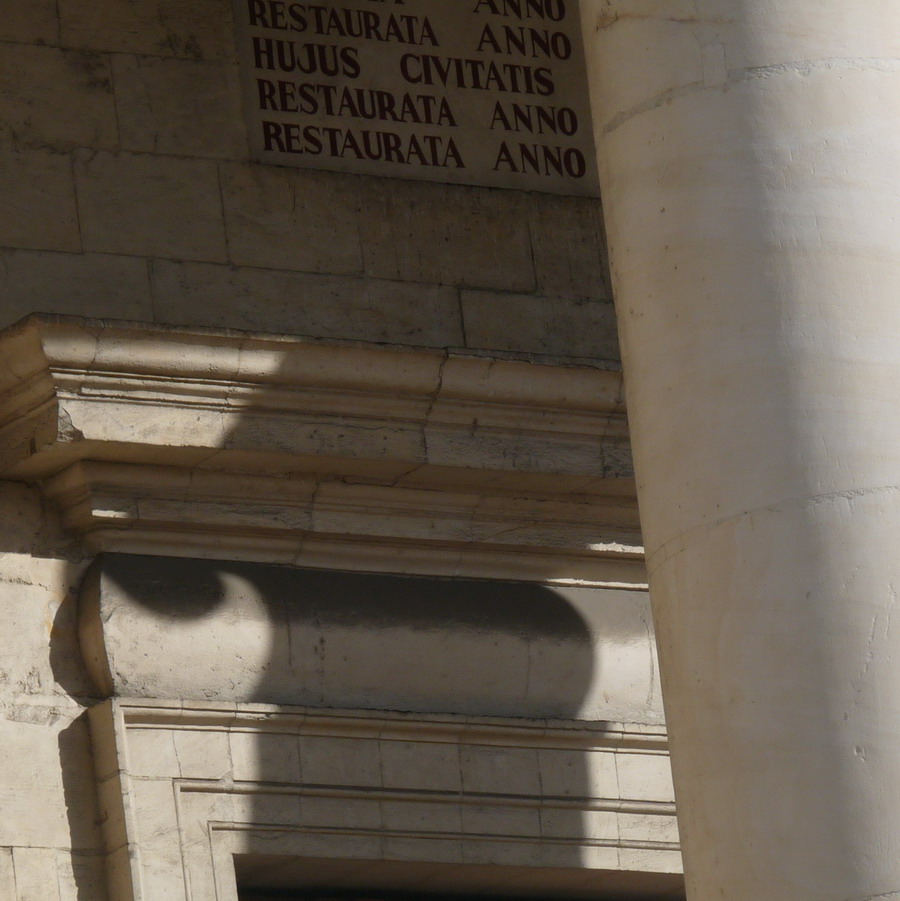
[233,0,599,195]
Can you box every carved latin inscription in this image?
[234,0,599,195]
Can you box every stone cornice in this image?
[0,316,643,583]
[109,698,671,753]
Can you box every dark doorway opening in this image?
[235,855,685,901]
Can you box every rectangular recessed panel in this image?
[234,0,599,195]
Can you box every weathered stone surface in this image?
[0,2,646,897]
[113,55,245,159]
[0,318,636,583]
[379,740,462,792]
[0,0,59,44]
[0,719,72,848]
[12,848,62,900]
[56,853,107,901]
[149,259,464,344]
[0,44,117,151]
[461,289,620,361]
[74,151,227,261]
[58,0,236,60]
[0,150,80,252]
[529,194,613,300]
[358,180,536,291]
[0,849,14,898]
[0,250,154,328]
[221,163,363,274]
[0,0,619,363]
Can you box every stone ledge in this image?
[0,316,641,582]
[107,698,670,751]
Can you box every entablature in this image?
[0,316,642,584]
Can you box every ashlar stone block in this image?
[298,736,382,788]
[615,751,676,803]
[528,194,612,301]
[0,250,153,328]
[300,796,383,831]
[379,740,462,793]
[0,849,15,899]
[618,813,681,846]
[460,746,541,796]
[127,728,181,780]
[221,163,364,274]
[0,578,71,696]
[113,55,245,160]
[380,836,463,866]
[12,847,61,901]
[382,800,463,834]
[55,853,108,901]
[149,259,464,345]
[58,0,236,61]
[359,180,535,292]
[0,150,80,253]
[461,289,620,361]
[0,718,71,849]
[230,731,301,785]
[0,0,59,44]
[538,748,620,801]
[74,151,227,262]
[128,781,189,901]
[0,44,117,151]
[540,807,620,842]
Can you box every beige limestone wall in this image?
[0,0,617,363]
[0,482,106,898]
[0,4,641,898]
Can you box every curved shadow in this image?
[101,553,597,720]
[93,553,603,891]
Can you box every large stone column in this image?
[583,2,900,898]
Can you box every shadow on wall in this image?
[34,322,645,899]
[31,320,660,898]
[99,555,597,721]
[91,555,604,892]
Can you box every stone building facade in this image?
[4,2,900,900]
[0,1,679,898]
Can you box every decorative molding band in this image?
[0,316,642,581]
[87,699,679,901]
[45,459,644,583]
[112,698,670,752]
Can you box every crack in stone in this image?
[647,483,900,573]
[842,893,900,901]
[421,351,448,464]
[602,81,705,135]
[603,56,900,135]
[731,56,900,82]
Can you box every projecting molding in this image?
[0,316,642,583]
[88,699,681,900]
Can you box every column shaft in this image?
[584,1,900,897]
